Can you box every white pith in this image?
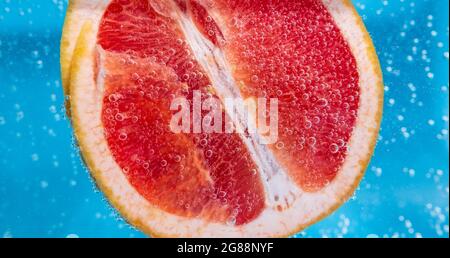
[67,0,383,237]
[175,6,301,212]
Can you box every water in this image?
[0,0,448,238]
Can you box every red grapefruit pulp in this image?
[63,0,383,237]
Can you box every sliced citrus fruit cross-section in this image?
[62,0,383,237]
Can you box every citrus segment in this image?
[100,51,266,225]
[211,0,361,191]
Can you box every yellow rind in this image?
[60,0,76,96]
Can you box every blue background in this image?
[0,0,448,238]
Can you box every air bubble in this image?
[304,120,312,129]
[200,139,208,146]
[119,132,128,141]
[307,137,316,146]
[276,142,285,149]
[227,217,237,226]
[317,98,328,107]
[108,94,120,102]
[312,116,321,124]
[131,73,140,80]
[115,113,124,121]
[174,155,182,162]
[329,143,339,154]
[251,75,259,82]
[218,191,227,198]
[186,61,194,69]
[302,93,309,100]
[182,74,190,81]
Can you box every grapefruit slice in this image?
[63,0,383,237]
